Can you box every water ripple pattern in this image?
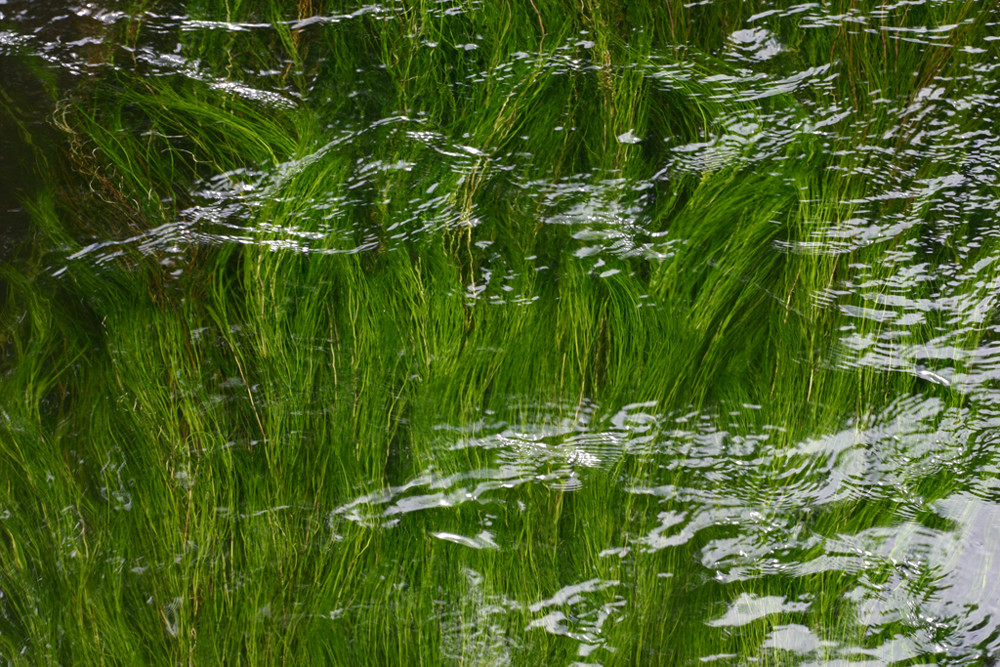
[2,0,1000,665]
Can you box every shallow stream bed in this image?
[2,1,1000,664]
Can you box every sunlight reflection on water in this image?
[4,0,1000,663]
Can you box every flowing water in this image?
[2,1,1000,664]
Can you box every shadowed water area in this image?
[2,0,1000,664]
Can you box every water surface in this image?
[2,0,1000,664]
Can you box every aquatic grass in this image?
[5,0,1000,663]
[15,38,827,666]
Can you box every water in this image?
[2,1,1000,664]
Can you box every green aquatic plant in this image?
[2,0,1000,663]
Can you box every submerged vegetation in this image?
[2,0,1000,663]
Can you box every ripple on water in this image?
[6,0,1000,663]
[323,391,1000,661]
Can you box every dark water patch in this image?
[0,59,41,262]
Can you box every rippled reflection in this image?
[4,0,1000,663]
